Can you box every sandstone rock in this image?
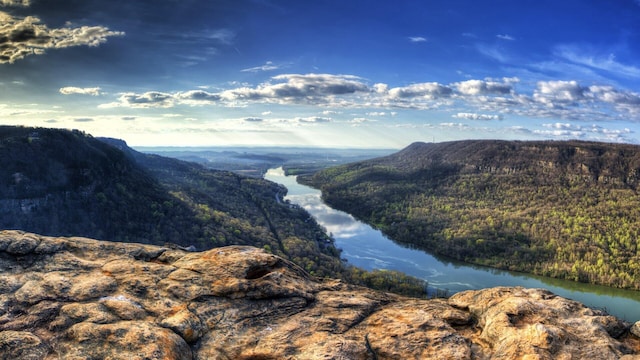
[61,321,191,360]
[449,287,635,359]
[631,321,640,338]
[0,229,638,359]
[0,330,49,360]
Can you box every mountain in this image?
[301,140,640,289]
[1,230,638,359]
[0,126,426,295]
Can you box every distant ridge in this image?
[380,140,640,186]
[303,139,640,289]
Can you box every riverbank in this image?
[265,167,640,321]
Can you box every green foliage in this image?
[343,267,428,297]
[0,126,429,298]
[303,139,640,290]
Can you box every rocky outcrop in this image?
[0,230,638,359]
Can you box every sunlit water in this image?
[265,167,640,321]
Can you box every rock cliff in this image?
[0,230,639,359]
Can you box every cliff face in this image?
[1,230,638,360]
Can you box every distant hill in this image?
[302,140,640,289]
[0,126,427,295]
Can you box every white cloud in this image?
[496,34,515,41]
[476,43,509,63]
[59,86,102,96]
[219,73,370,104]
[351,117,372,123]
[555,45,640,78]
[587,85,640,105]
[296,116,331,123]
[206,29,235,44]
[180,28,236,45]
[453,112,503,121]
[533,80,586,105]
[439,122,469,129]
[241,61,280,73]
[175,90,221,104]
[387,82,453,100]
[534,123,633,142]
[0,11,124,64]
[454,78,516,96]
[372,83,388,93]
[96,73,640,124]
[543,123,573,129]
[409,36,427,43]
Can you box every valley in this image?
[266,167,640,321]
[0,126,424,297]
[302,140,640,290]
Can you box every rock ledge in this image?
[0,230,639,359]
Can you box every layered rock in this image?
[0,230,638,359]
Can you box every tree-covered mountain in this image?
[0,126,426,296]
[301,140,640,289]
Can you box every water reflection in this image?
[265,167,640,321]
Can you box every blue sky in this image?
[1,0,640,148]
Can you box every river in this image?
[265,167,640,321]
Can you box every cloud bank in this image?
[98,73,640,124]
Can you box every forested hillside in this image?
[0,126,426,296]
[302,140,640,289]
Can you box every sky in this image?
[1,0,640,148]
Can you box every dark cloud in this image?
[0,11,124,64]
[73,117,93,122]
[105,92,174,108]
[0,0,29,6]
[244,117,263,122]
